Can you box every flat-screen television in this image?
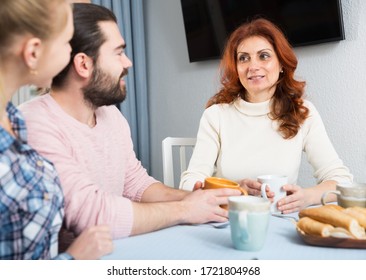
[181,0,345,62]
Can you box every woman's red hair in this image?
[207,18,309,139]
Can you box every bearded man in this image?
[19,3,239,246]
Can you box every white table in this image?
[103,215,365,260]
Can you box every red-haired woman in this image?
[180,18,352,214]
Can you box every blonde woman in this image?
[0,0,112,259]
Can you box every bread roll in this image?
[330,227,353,238]
[299,206,365,239]
[297,217,334,237]
[343,207,366,228]
[350,206,366,216]
[323,204,344,211]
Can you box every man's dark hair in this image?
[52,3,117,88]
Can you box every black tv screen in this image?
[181,0,345,62]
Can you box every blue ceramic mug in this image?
[228,196,271,251]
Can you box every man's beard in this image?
[82,66,128,108]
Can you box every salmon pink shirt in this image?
[19,95,158,238]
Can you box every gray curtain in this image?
[91,0,150,171]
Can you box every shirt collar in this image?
[0,102,27,153]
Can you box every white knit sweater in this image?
[180,98,352,190]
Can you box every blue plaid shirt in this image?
[0,102,72,260]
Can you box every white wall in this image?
[144,0,366,187]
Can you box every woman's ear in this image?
[73,53,93,78]
[23,37,42,72]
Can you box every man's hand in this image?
[180,188,241,224]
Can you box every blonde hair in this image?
[0,0,68,115]
[0,0,68,58]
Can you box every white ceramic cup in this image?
[228,196,271,251]
[258,175,288,213]
[321,182,366,208]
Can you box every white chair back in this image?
[162,137,196,188]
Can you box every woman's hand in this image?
[277,180,337,213]
[193,181,203,191]
[66,225,113,260]
[277,184,307,214]
[239,178,275,200]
